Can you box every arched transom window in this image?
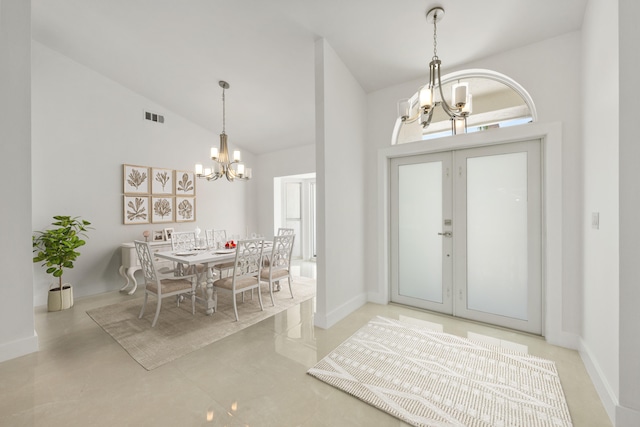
[392,69,537,145]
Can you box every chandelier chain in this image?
[221,86,226,134]
[432,13,438,60]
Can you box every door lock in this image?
[438,231,452,237]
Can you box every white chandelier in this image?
[195,80,251,182]
[397,7,472,135]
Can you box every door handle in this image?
[438,231,452,237]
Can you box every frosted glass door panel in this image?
[466,152,528,320]
[398,162,443,303]
[390,140,541,334]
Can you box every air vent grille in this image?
[144,110,164,124]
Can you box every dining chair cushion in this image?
[259,268,290,280]
[215,261,235,270]
[145,278,194,295]
[213,276,259,291]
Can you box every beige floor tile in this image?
[0,263,611,426]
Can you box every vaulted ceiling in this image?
[31,0,588,154]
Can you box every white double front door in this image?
[390,139,542,334]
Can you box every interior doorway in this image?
[274,173,316,261]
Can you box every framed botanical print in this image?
[151,196,174,223]
[176,197,196,222]
[123,196,150,224]
[123,164,150,194]
[153,230,165,241]
[175,170,195,196]
[151,167,174,195]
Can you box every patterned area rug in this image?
[87,277,315,370]
[308,316,573,427]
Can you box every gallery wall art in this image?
[122,164,196,224]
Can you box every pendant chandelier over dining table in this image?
[397,7,473,135]
[195,80,251,182]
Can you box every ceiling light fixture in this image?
[195,81,251,182]
[397,7,472,135]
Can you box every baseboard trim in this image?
[0,330,39,363]
[314,291,367,329]
[366,291,388,305]
[616,404,640,427]
[579,338,616,424]
[545,329,580,350]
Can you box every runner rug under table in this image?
[87,277,315,370]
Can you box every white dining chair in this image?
[171,231,207,290]
[260,234,295,305]
[211,229,235,278]
[171,231,197,251]
[277,228,295,236]
[134,241,197,327]
[212,238,264,321]
[205,229,214,248]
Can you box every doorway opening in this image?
[274,173,316,262]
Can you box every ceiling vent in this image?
[144,110,164,124]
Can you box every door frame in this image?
[278,175,316,260]
[375,122,573,347]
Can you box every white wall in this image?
[366,32,584,336]
[617,0,640,424]
[31,42,257,306]
[0,0,39,363]
[580,0,621,422]
[256,144,315,238]
[314,39,367,328]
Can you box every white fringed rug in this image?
[308,316,573,427]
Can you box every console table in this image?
[119,241,173,295]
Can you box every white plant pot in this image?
[48,284,73,312]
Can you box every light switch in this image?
[592,212,600,230]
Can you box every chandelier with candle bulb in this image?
[397,7,472,135]
[195,81,251,182]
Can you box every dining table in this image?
[154,241,273,315]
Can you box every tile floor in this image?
[0,262,610,426]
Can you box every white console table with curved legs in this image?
[119,241,173,294]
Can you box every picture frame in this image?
[163,227,174,241]
[123,195,150,225]
[175,170,196,196]
[175,197,196,222]
[151,167,174,195]
[153,230,165,241]
[123,164,150,194]
[151,196,174,223]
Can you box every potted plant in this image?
[32,215,92,311]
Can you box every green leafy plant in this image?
[32,216,92,291]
